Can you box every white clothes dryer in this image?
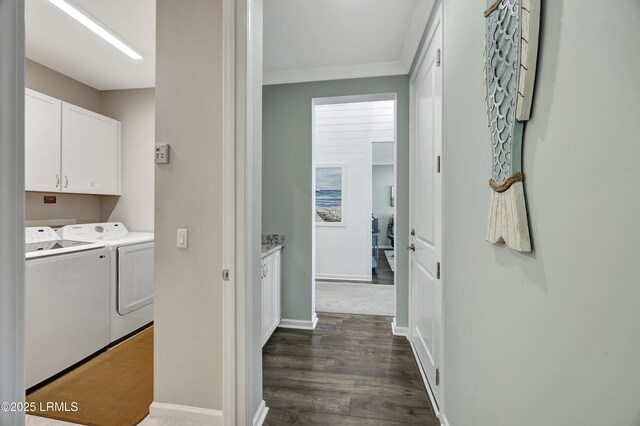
[58,222,154,343]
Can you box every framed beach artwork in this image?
[315,165,345,226]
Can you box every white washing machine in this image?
[58,222,154,343]
[25,227,110,388]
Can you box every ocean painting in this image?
[316,166,344,224]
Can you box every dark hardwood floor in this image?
[371,249,394,285]
[263,312,438,425]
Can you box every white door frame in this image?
[222,0,237,424]
[227,0,267,425]
[0,1,26,425]
[311,94,397,311]
[0,2,249,425]
[408,2,446,423]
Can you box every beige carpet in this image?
[27,327,153,426]
[316,281,395,316]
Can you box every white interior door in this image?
[410,23,443,405]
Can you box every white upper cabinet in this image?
[25,89,62,192]
[61,103,121,195]
[24,89,121,196]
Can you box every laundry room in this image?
[23,1,156,425]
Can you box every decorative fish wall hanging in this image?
[484,0,541,252]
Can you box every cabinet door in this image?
[61,103,121,195]
[262,259,274,346]
[268,251,281,324]
[25,90,62,192]
[264,251,281,343]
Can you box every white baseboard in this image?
[441,413,451,426]
[391,318,409,337]
[278,313,318,330]
[253,400,269,426]
[149,402,223,425]
[315,273,372,282]
[408,342,440,418]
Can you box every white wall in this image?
[154,0,224,416]
[314,100,394,281]
[420,1,640,425]
[100,89,155,232]
[372,164,394,247]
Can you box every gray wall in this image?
[100,88,155,232]
[372,164,394,247]
[435,1,640,425]
[25,59,101,111]
[155,0,225,411]
[263,75,410,326]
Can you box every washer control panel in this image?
[58,222,130,241]
[25,227,59,244]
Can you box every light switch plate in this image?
[177,229,188,248]
[155,143,170,164]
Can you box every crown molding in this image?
[262,0,435,86]
[400,0,436,71]
[263,60,407,85]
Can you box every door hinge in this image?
[436,368,440,386]
[436,49,441,67]
[222,269,230,281]
[436,155,441,173]
[436,262,441,279]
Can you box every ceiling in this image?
[26,0,155,90]
[264,0,434,85]
[26,0,433,90]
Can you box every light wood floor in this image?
[263,313,438,425]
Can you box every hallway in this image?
[263,313,438,425]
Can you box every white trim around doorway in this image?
[222,0,237,424]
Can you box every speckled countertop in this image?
[262,234,284,258]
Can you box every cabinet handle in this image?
[55,175,60,188]
[65,176,69,188]
[264,266,269,277]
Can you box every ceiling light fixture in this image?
[48,0,143,60]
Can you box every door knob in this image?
[407,244,415,252]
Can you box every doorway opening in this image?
[22,1,157,425]
[312,94,397,318]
